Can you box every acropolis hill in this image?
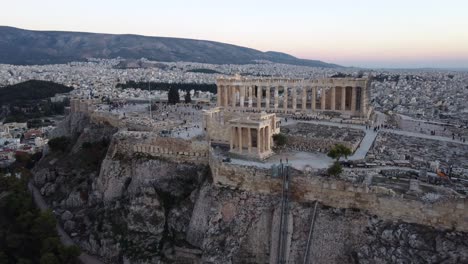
[27,71,464,263]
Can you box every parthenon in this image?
[216,75,372,118]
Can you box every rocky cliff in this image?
[32,113,468,264]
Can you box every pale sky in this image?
[2,0,468,68]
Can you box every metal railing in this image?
[276,160,291,264]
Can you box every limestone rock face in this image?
[32,113,468,264]
[34,168,50,187]
[63,191,85,208]
[61,210,73,221]
[127,187,165,236]
[49,112,90,139]
[64,220,76,232]
[357,221,468,264]
[40,182,56,196]
[96,156,207,203]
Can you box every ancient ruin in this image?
[203,107,280,159]
[216,74,372,119]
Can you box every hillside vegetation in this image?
[0,80,73,104]
[0,173,80,264]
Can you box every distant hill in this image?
[0,26,340,68]
[0,80,73,104]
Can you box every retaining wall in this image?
[210,154,468,232]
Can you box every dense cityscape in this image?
[1,1,468,263]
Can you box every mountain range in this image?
[0,26,340,67]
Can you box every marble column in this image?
[231,86,236,108]
[248,127,252,153]
[292,86,297,110]
[302,87,307,111]
[224,85,229,107]
[240,86,245,108]
[361,86,367,115]
[238,127,242,153]
[331,87,336,110]
[274,87,279,109]
[230,126,234,150]
[217,85,221,107]
[263,126,267,152]
[312,87,316,111]
[257,86,262,110]
[321,87,326,110]
[283,87,288,111]
[351,87,357,112]
[266,126,270,151]
[341,87,346,111]
[266,86,270,109]
[248,86,253,108]
[257,128,261,154]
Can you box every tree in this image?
[326,144,351,177]
[0,252,8,264]
[41,237,61,255]
[40,253,59,264]
[272,133,287,147]
[0,175,79,264]
[31,211,57,241]
[57,245,80,263]
[327,161,343,176]
[167,87,180,105]
[184,91,192,104]
[327,144,352,161]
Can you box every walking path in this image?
[381,129,468,145]
[28,182,105,264]
[284,113,467,163]
[348,130,377,160]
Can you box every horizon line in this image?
[1,24,467,70]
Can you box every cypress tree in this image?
[168,87,180,105]
[184,91,192,104]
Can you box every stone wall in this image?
[204,110,238,144]
[70,98,100,114]
[210,155,468,232]
[90,111,123,128]
[111,131,209,164]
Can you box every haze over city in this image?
[1,0,468,68]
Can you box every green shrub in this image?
[273,133,287,147]
[327,144,352,161]
[327,161,343,176]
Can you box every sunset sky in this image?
[2,0,468,68]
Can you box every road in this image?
[28,182,105,264]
